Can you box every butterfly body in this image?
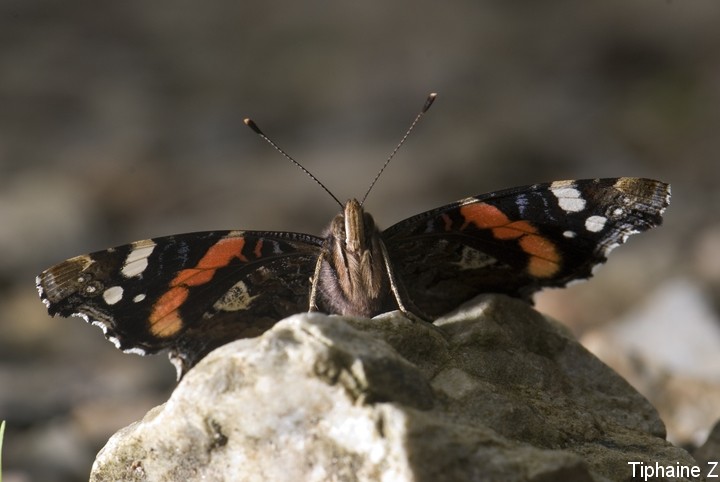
[315,198,393,319]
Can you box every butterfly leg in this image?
[308,250,325,312]
[378,239,431,323]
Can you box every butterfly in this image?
[37,95,671,378]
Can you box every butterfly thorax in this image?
[317,199,390,318]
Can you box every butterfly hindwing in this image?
[382,178,670,318]
[37,230,323,375]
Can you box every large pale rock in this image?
[90,295,699,482]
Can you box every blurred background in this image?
[1,0,719,480]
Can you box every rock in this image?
[581,278,720,446]
[90,295,698,482]
[694,419,720,467]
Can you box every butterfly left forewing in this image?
[37,230,323,377]
[382,178,670,318]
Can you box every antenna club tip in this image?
[423,92,438,112]
[244,118,263,135]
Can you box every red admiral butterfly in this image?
[37,94,671,378]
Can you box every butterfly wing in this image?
[382,178,670,318]
[37,230,323,377]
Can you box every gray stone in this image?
[90,295,699,482]
[694,419,720,467]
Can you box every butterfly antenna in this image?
[360,92,437,206]
[244,118,343,209]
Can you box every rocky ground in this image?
[1,1,720,481]
[91,299,701,482]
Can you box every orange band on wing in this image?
[492,220,538,240]
[520,235,561,278]
[170,237,248,287]
[460,203,510,230]
[149,236,250,338]
[149,286,189,337]
[253,239,264,258]
[459,203,561,278]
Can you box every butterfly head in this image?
[339,198,373,253]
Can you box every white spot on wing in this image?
[106,334,122,348]
[550,181,586,213]
[454,246,497,270]
[35,275,43,290]
[103,286,124,305]
[91,320,109,334]
[75,312,91,324]
[169,353,186,381]
[123,347,147,356]
[602,242,621,256]
[585,215,607,233]
[563,230,576,238]
[121,240,156,278]
[133,293,146,303]
[213,281,258,312]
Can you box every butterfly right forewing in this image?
[381,178,670,318]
